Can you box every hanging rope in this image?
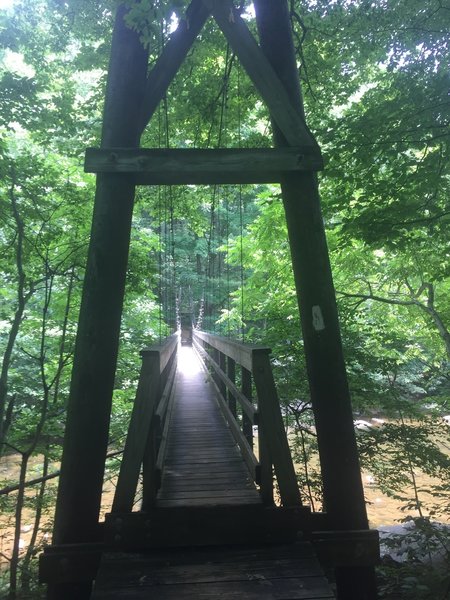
[202,43,233,334]
[237,62,246,342]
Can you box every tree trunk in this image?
[0,170,31,452]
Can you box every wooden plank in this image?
[93,577,334,598]
[258,417,274,506]
[157,496,261,508]
[194,339,257,422]
[193,340,257,420]
[154,349,178,423]
[252,352,302,507]
[84,147,323,183]
[209,378,260,483]
[92,539,335,599]
[205,0,322,155]
[100,539,317,565]
[39,543,103,584]
[94,556,322,585]
[141,332,179,375]
[154,365,178,475]
[227,356,237,416]
[242,366,254,446]
[312,529,380,567]
[194,329,270,372]
[104,506,310,549]
[92,542,334,598]
[112,354,160,513]
[158,489,258,500]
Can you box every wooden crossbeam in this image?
[85,147,323,185]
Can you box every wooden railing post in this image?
[218,351,227,399]
[112,333,179,513]
[241,367,253,448]
[227,357,237,417]
[242,361,273,506]
[252,350,301,507]
[112,349,161,513]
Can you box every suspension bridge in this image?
[39,2,381,597]
[40,331,379,598]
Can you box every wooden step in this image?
[91,542,335,599]
[104,505,312,550]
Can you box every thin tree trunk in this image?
[9,452,29,599]
[0,169,31,451]
[20,451,50,592]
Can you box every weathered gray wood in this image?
[92,541,334,599]
[112,354,161,513]
[141,332,179,375]
[218,351,227,398]
[204,0,321,154]
[154,373,178,485]
[241,368,257,448]
[39,543,103,584]
[154,351,178,425]
[193,338,256,421]
[258,421,274,506]
[104,507,311,549]
[207,370,260,482]
[312,529,380,567]
[157,346,261,508]
[94,577,334,598]
[194,329,269,373]
[227,357,237,416]
[252,351,302,507]
[84,147,323,183]
[241,366,254,447]
[105,540,315,570]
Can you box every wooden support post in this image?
[227,357,237,417]
[47,6,149,599]
[115,350,161,513]
[253,1,377,598]
[241,367,253,448]
[253,351,301,507]
[219,352,227,400]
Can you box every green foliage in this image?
[1,0,450,597]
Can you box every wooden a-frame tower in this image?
[47,1,378,598]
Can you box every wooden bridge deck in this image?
[157,346,261,508]
[91,346,336,599]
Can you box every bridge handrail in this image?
[193,330,301,507]
[112,332,179,513]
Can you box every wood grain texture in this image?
[156,346,261,507]
[84,147,323,184]
[92,543,335,599]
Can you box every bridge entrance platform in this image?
[41,333,378,598]
[91,341,335,599]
